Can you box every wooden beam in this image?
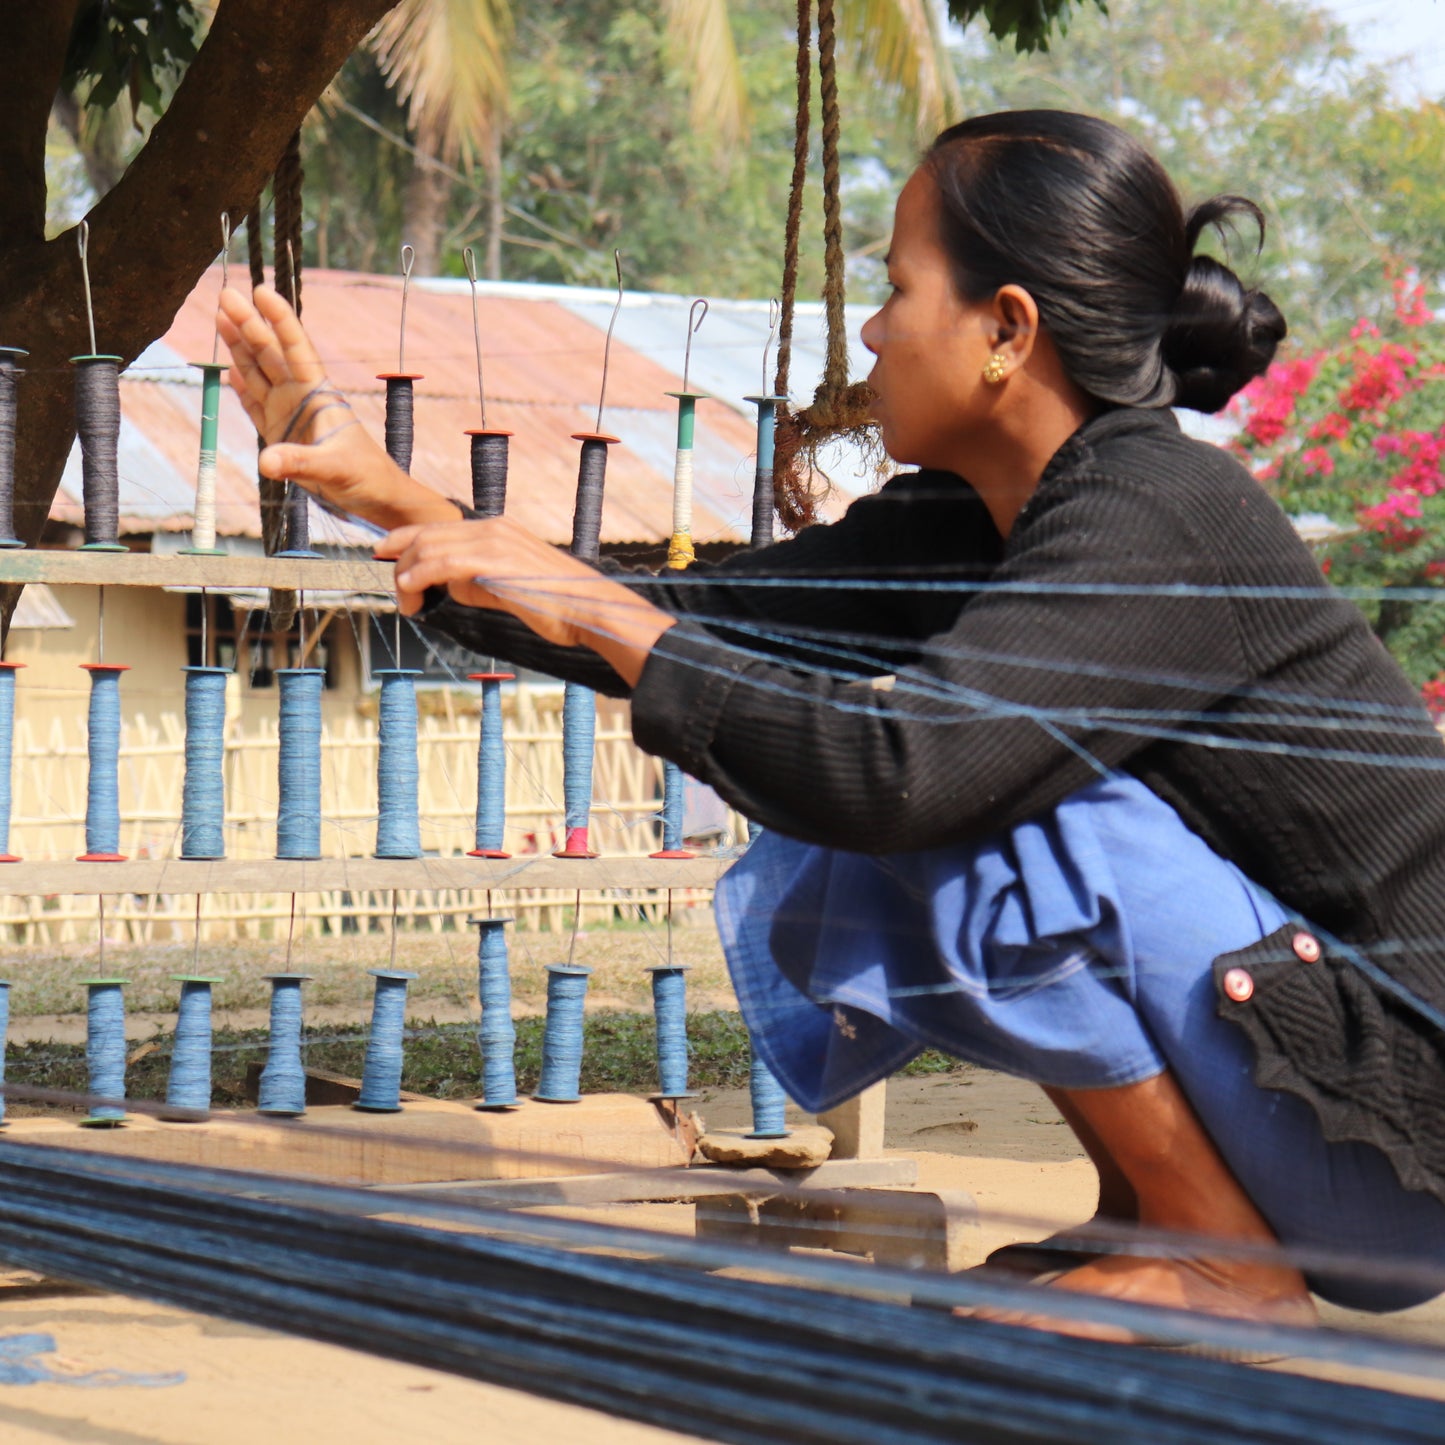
[0,552,396,593]
[818,1080,888,1161]
[0,855,733,897]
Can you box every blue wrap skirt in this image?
[714,775,1445,1311]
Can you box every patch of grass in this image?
[7,1010,968,1112]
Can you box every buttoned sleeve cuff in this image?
[630,619,748,775]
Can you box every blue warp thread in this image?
[561,682,596,838]
[473,677,508,854]
[181,667,227,860]
[747,1045,790,1139]
[0,981,10,1126]
[0,667,18,859]
[474,918,518,1108]
[84,982,126,1123]
[534,965,591,1102]
[649,966,692,1099]
[749,395,778,550]
[257,975,308,1116]
[373,670,422,859]
[276,669,324,859]
[81,667,124,859]
[165,980,215,1114]
[658,761,686,852]
[356,971,417,1112]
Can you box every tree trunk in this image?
[402,151,451,276]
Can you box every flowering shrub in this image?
[1230,270,1445,698]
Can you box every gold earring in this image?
[982,352,1009,384]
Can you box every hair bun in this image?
[1162,197,1286,413]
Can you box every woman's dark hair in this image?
[925,111,1287,414]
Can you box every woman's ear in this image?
[990,285,1042,369]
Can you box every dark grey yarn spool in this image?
[281,481,312,555]
[570,440,609,563]
[383,377,416,473]
[72,356,123,550]
[0,350,25,546]
[469,433,509,518]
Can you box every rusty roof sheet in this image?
[80,266,862,547]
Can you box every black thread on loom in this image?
[570,440,608,564]
[383,377,415,473]
[281,482,312,555]
[72,357,123,550]
[0,350,26,547]
[469,432,509,517]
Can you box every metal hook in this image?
[764,297,781,398]
[214,214,233,363]
[398,244,416,373]
[77,219,97,356]
[595,249,625,434]
[682,298,708,394]
[463,245,486,426]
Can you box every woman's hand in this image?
[217,284,460,531]
[379,516,675,688]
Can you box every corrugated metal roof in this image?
[74,267,888,548]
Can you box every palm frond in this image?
[841,0,961,139]
[662,0,749,147]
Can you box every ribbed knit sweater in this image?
[421,406,1445,1199]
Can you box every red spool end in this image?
[77,852,128,862]
[649,848,696,859]
[570,432,621,445]
[0,662,25,671]
[464,428,515,438]
[553,827,599,859]
[467,849,512,859]
[375,372,425,382]
[467,672,516,683]
[80,663,131,674]
[0,855,22,863]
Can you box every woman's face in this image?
[861,168,1004,469]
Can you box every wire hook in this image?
[77,219,97,356]
[463,245,487,427]
[682,298,708,394]
[764,297,781,398]
[398,244,416,373]
[595,249,625,434]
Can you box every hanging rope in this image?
[772,0,880,534]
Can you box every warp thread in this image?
[257,975,308,1116]
[469,433,509,517]
[750,396,778,551]
[651,760,690,857]
[469,674,511,857]
[534,964,591,1102]
[72,358,123,551]
[558,682,597,855]
[474,918,518,1108]
[383,378,416,473]
[355,972,416,1112]
[0,350,25,546]
[0,665,20,860]
[374,670,422,859]
[276,669,324,859]
[84,982,126,1123]
[188,365,224,552]
[181,667,228,860]
[747,1045,790,1139]
[649,966,692,1099]
[80,666,126,860]
[165,981,215,1115]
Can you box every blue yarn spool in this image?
[355,970,418,1113]
[81,978,128,1125]
[747,1045,791,1139]
[164,976,221,1117]
[472,917,518,1109]
[745,394,785,551]
[276,668,324,859]
[534,964,592,1103]
[257,972,312,1116]
[0,663,23,861]
[467,672,512,858]
[650,760,693,858]
[78,664,128,861]
[0,980,11,1126]
[181,666,228,860]
[554,682,598,858]
[648,965,694,1099]
[373,669,422,859]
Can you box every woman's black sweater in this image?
[420,406,1445,1201]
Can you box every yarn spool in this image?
[0,347,28,549]
[81,978,128,1125]
[664,390,706,569]
[163,976,222,1119]
[747,1045,791,1139]
[181,666,228,860]
[373,669,422,859]
[0,980,11,1127]
[467,672,513,858]
[78,663,129,861]
[554,433,617,860]
[650,759,694,859]
[472,916,518,1110]
[647,964,694,1100]
[355,970,419,1113]
[277,483,320,558]
[466,430,512,517]
[180,363,227,555]
[257,972,312,1117]
[745,394,786,551]
[275,668,324,860]
[378,374,423,474]
[70,355,128,553]
[0,662,25,862]
[533,964,593,1103]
